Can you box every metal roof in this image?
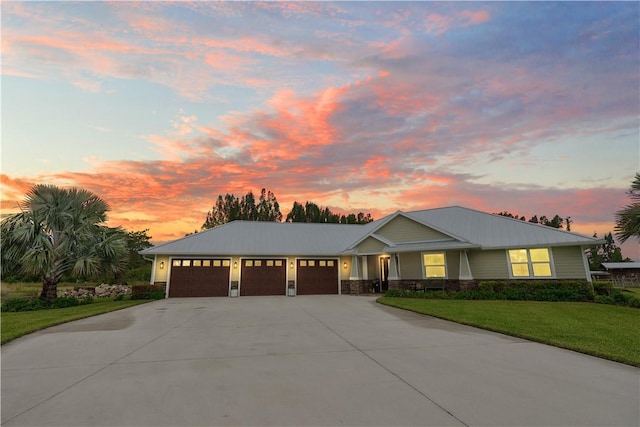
[142,220,377,256]
[602,262,640,270]
[141,206,602,256]
[402,206,602,249]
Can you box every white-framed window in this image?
[423,253,447,278]
[508,248,553,278]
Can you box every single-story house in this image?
[141,206,603,298]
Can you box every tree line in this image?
[494,212,571,230]
[201,188,374,229]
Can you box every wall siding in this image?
[446,251,460,280]
[357,237,387,253]
[467,250,509,279]
[399,252,423,279]
[553,246,588,279]
[368,255,379,279]
[153,256,170,283]
[377,215,450,243]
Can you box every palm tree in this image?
[615,172,640,243]
[1,184,128,301]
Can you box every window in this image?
[266,260,274,267]
[275,260,283,267]
[327,260,335,267]
[172,260,181,267]
[203,260,211,267]
[213,260,221,267]
[300,260,307,267]
[245,260,253,267]
[319,260,326,267]
[508,249,553,278]
[423,253,446,278]
[193,260,202,267]
[222,260,230,267]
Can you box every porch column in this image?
[388,253,400,280]
[459,251,473,280]
[361,256,368,280]
[349,255,361,280]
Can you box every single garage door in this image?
[240,259,286,296]
[169,259,230,297]
[297,259,339,295]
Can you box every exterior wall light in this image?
[159,261,165,270]
[233,261,238,269]
[343,261,348,269]
[290,261,294,269]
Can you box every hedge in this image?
[385,280,594,302]
[131,284,166,300]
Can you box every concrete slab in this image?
[2,296,638,426]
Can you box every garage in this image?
[169,259,231,297]
[296,259,339,295]
[240,259,286,296]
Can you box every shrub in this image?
[384,280,594,303]
[131,284,165,300]
[49,297,80,309]
[1,298,47,312]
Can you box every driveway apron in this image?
[2,296,638,426]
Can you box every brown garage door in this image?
[240,259,286,296]
[169,259,230,297]
[297,259,339,295]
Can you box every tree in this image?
[615,172,640,243]
[1,184,128,301]
[587,232,629,270]
[495,212,567,229]
[285,201,374,224]
[202,189,282,229]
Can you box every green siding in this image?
[367,255,378,279]
[446,251,460,280]
[468,250,509,279]
[399,252,422,279]
[553,246,588,279]
[377,215,450,243]
[357,237,387,253]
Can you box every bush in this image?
[131,284,165,300]
[49,297,80,309]
[1,298,47,312]
[384,280,594,303]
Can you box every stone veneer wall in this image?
[341,280,376,294]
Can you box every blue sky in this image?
[1,1,638,258]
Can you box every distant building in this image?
[601,262,640,286]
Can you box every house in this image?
[601,262,640,286]
[141,206,602,297]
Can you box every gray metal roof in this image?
[602,262,640,270]
[142,206,602,256]
[402,206,602,249]
[141,220,377,256]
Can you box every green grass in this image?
[1,299,150,345]
[378,298,640,367]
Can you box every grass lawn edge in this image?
[1,300,152,345]
[376,297,639,368]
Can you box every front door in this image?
[380,256,390,291]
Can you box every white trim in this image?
[459,251,473,281]
[421,251,448,279]
[506,248,556,279]
[581,246,593,283]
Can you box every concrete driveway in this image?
[2,296,638,426]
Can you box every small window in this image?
[300,260,307,267]
[423,253,446,278]
[508,249,553,278]
[309,260,316,267]
[182,260,191,267]
[202,260,211,267]
[193,260,202,267]
[319,260,326,267]
[222,260,230,267]
[266,260,274,267]
[275,260,283,267]
[172,260,181,267]
[255,260,262,267]
[246,260,253,267]
[327,260,335,267]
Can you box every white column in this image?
[349,255,361,280]
[459,251,473,280]
[361,256,368,280]
[388,253,400,280]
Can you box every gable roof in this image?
[402,206,602,249]
[141,220,377,256]
[141,206,602,256]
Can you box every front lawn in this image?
[1,299,150,344]
[378,298,640,367]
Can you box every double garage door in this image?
[168,258,338,297]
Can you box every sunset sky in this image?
[2,2,639,259]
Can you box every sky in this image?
[1,1,639,259]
